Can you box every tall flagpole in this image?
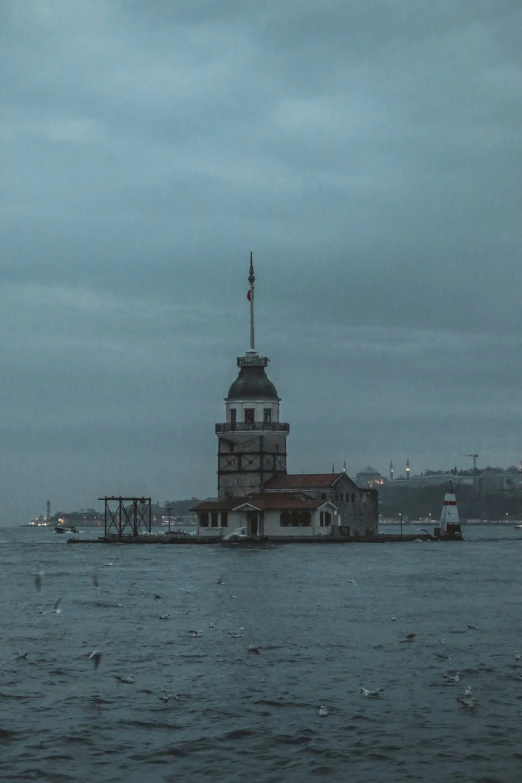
[248,251,255,351]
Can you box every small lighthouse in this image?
[406,458,410,480]
[435,482,463,540]
[389,460,394,482]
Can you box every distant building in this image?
[192,256,378,539]
[475,472,522,496]
[356,466,385,488]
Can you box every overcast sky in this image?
[1,0,521,522]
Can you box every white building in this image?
[192,255,378,540]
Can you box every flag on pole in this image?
[247,289,253,302]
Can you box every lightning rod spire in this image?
[248,251,255,351]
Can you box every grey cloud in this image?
[1,0,521,520]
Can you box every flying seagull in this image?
[15,652,28,660]
[318,706,328,716]
[399,633,416,643]
[436,652,452,660]
[444,672,460,684]
[33,565,44,591]
[53,597,62,615]
[115,675,135,684]
[160,689,179,702]
[515,651,520,662]
[248,645,261,654]
[217,576,223,585]
[93,575,101,590]
[188,630,202,638]
[88,651,102,669]
[360,687,385,698]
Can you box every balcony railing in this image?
[237,352,268,367]
[216,422,290,434]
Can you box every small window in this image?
[245,408,255,423]
[263,408,272,423]
[320,511,332,527]
[340,493,344,502]
[221,511,228,528]
[211,512,219,527]
[321,493,326,500]
[230,409,237,425]
[200,512,209,527]
[281,510,311,526]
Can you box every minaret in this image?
[46,500,51,522]
[389,460,394,482]
[406,458,410,480]
[215,254,290,500]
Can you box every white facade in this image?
[197,502,339,538]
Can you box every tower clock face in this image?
[219,455,238,471]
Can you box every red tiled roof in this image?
[191,492,333,513]
[263,473,345,490]
[190,499,235,512]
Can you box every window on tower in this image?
[200,512,209,527]
[263,408,272,423]
[230,409,237,425]
[211,512,219,527]
[244,408,255,423]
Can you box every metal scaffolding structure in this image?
[99,497,152,539]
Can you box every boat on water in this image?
[433,482,463,540]
[55,525,79,534]
[514,523,522,529]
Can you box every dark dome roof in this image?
[227,366,279,400]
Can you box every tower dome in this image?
[227,363,279,400]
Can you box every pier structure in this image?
[99,496,152,539]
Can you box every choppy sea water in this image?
[1,525,522,783]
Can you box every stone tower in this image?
[215,254,289,500]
